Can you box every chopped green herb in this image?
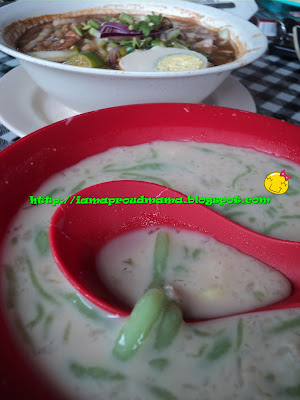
[253,291,265,302]
[64,293,99,320]
[88,19,99,29]
[43,313,54,338]
[152,39,167,47]
[289,173,300,185]
[73,26,83,36]
[34,229,49,255]
[69,180,86,194]
[193,329,212,337]
[70,362,126,381]
[188,344,207,358]
[265,373,275,382]
[280,214,300,219]
[147,12,163,26]
[183,246,202,260]
[183,246,189,259]
[119,12,134,25]
[266,206,277,218]
[269,317,300,334]
[173,265,187,273]
[15,313,32,346]
[223,202,241,211]
[81,23,91,31]
[25,256,59,305]
[249,217,256,223]
[133,20,152,37]
[285,187,300,196]
[27,303,45,329]
[153,231,170,282]
[147,384,178,400]
[120,172,171,188]
[149,148,157,159]
[278,163,295,171]
[232,166,252,188]
[282,384,300,397]
[102,163,115,170]
[148,358,170,371]
[88,27,100,38]
[236,319,243,350]
[262,221,287,236]
[5,266,17,309]
[46,187,64,197]
[104,163,165,172]
[63,322,71,343]
[206,338,231,361]
[224,211,246,219]
[192,248,202,259]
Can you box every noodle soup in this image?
[15,12,237,70]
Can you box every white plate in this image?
[0,65,256,138]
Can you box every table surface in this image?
[0,8,299,151]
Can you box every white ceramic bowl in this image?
[0,0,267,113]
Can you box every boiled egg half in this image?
[119,46,208,72]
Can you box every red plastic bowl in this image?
[0,104,300,400]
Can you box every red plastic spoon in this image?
[49,180,300,319]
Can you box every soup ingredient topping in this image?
[113,287,167,360]
[153,231,170,283]
[119,47,208,72]
[113,282,183,361]
[66,51,106,68]
[154,301,183,350]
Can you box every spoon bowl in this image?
[49,180,300,319]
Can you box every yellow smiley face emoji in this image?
[264,170,290,195]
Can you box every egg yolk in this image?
[156,54,205,71]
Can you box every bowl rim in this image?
[0,0,268,77]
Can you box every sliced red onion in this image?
[99,22,143,38]
[100,32,144,38]
[105,36,134,41]
[109,45,123,64]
